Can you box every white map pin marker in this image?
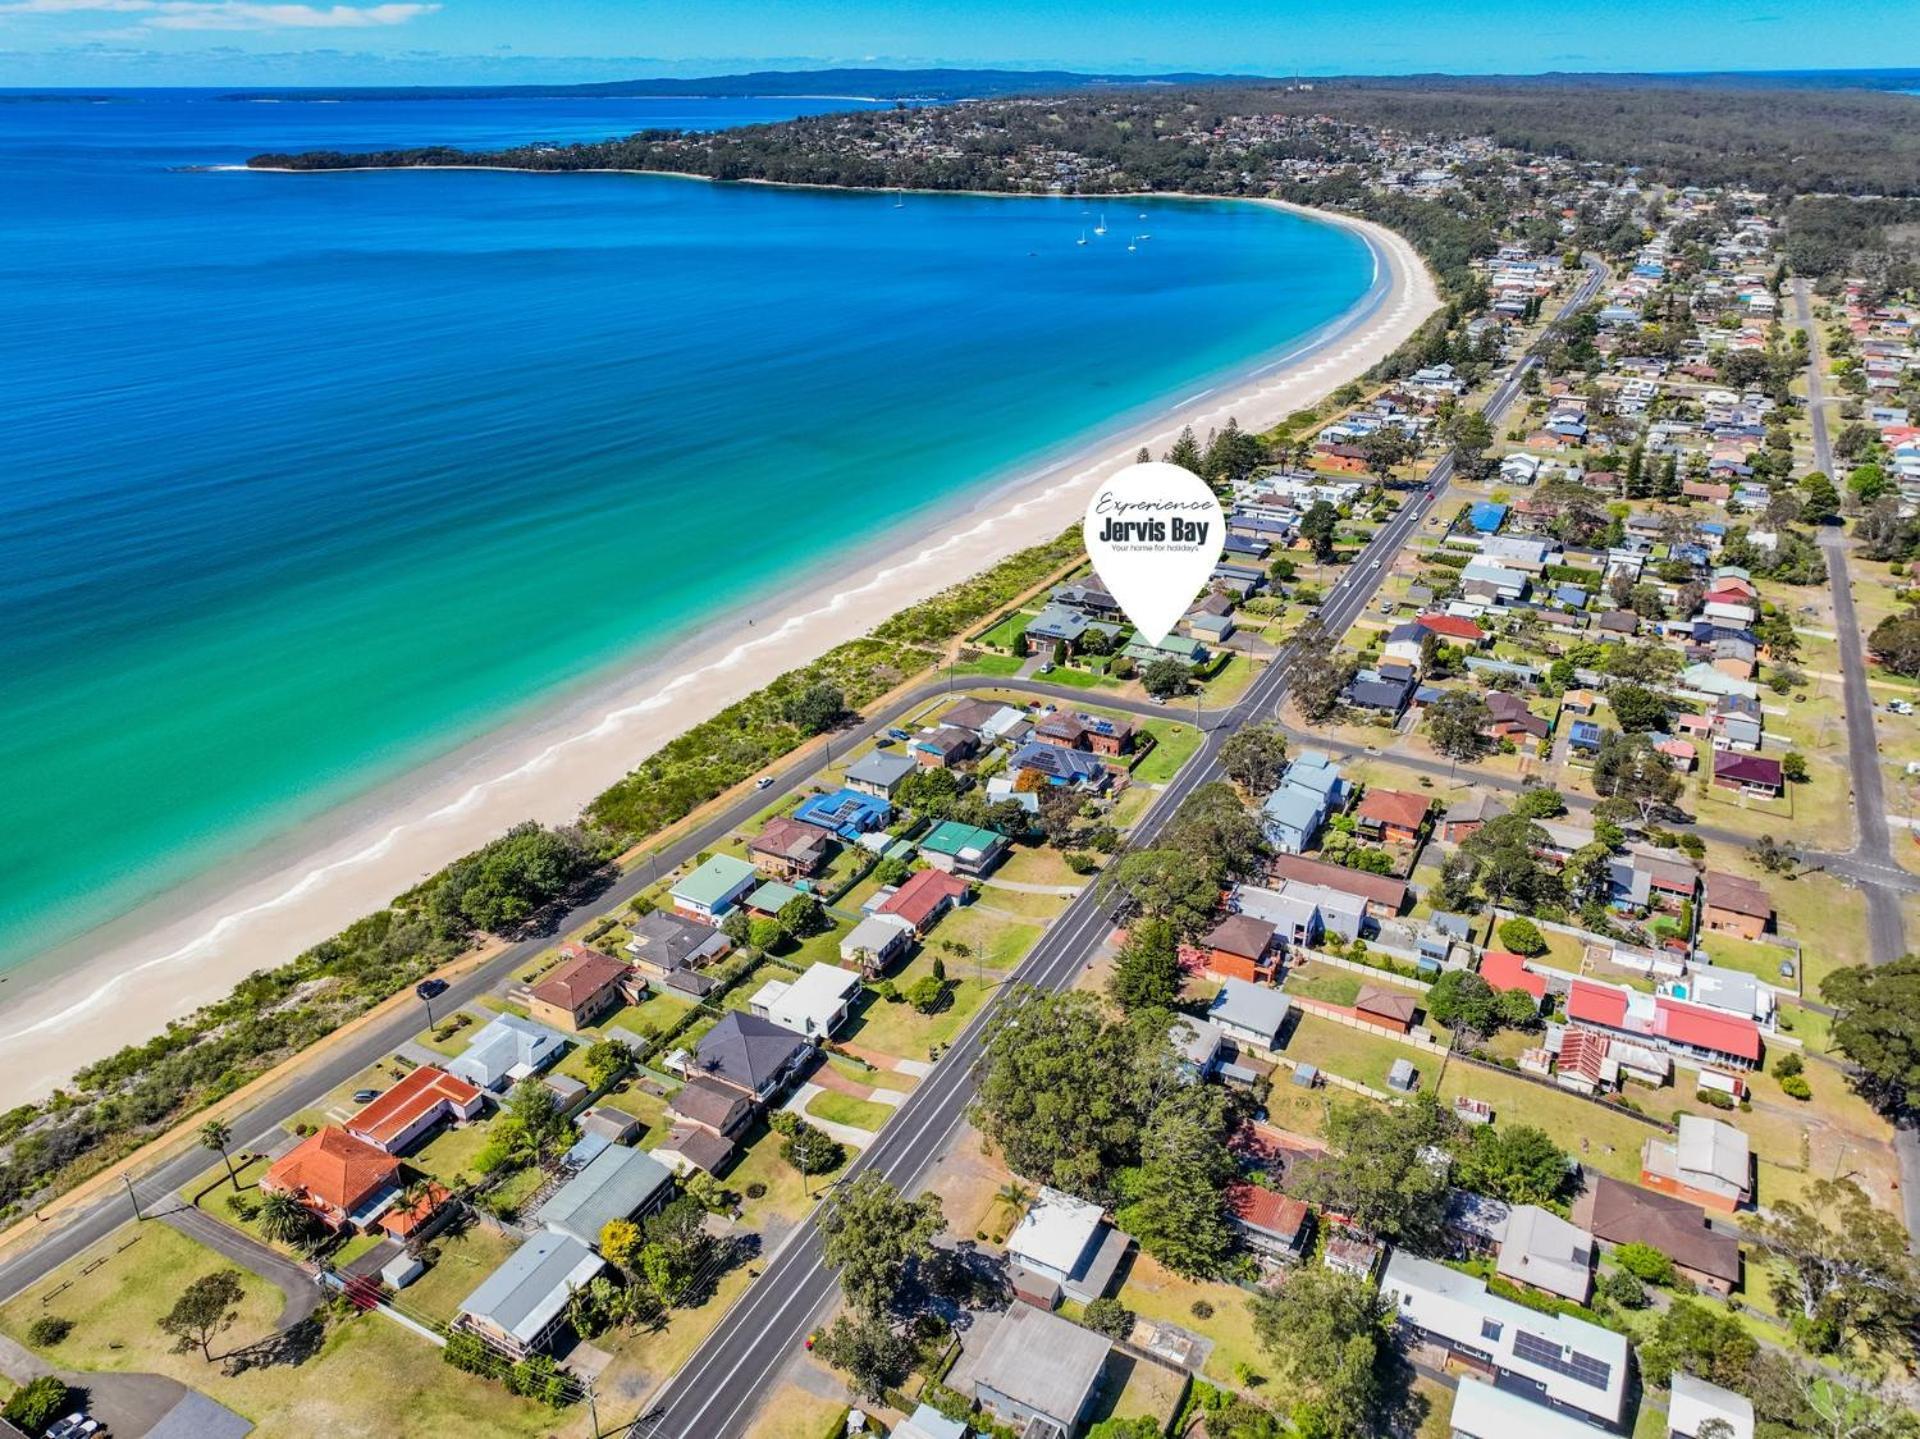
[1084,461,1226,647]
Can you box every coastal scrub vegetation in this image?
[0,526,1087,1223]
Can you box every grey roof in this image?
[1676,1116,1751,1190]
[628,908,724,970]
[968,1301,1109,1426]
[459,1230,606,1347]
[846,749,918,787]
[141,1393,255,1439]
[1496,1205,1593,1302]
[534,1143,675,1248]
[693,1011,809,1093]
[1208,978,1293,1041]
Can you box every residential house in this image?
[1226,1182,1312,1264]
[1035,711,1135,756]
[840,913,915,975]
[794,787,892,837]
[749,963,860,1040]
[1678,963,1774,1027]
[1702,871,1772,939]
[1323,1230,1382,1280]
[912,726,977,770]
[1552,1029,1614,1095]
[1380,1251,1628,1427]
[1478,950,1547,1007]
[625,909,729,991]
[1354,788,1429,845]
[456,1230,606,1359]
[1207,978,1292,1049]
[748,817,831,879]
[1482,691,1550,742]
[448,1013,570,1092]
[1265,852,1406,916]
[961,1301,1109,1438]
[1712,750,1783,797]
[1354,986,1418,1035]
[1009,741,1110,789]
[344,1064,484,1156]
[528,944,633,1033]
[920,820,1008,876]
[1170,1017,1225,1082]
[1495,1206,1594,1304]
[1382,622,1430,670]
[1200,913,1280,983]
[1440,793,1506,845]
[1416,613,1487,647]
[1573,1176,1740,1295]
[939,698,1026,742]
[1642,1116,1753,1213]
[1123,634,1208,667]
[845,749,918,799]
[1566,977,1762,1070]
[1345,671,1414,717]
[894,1405,971,1439]
[670,853,759,921]
[876,867,970,934]
[534,1144,675,1249]
[1005,1188,1133,1312]
[1449,1378,1610,1439]
[1669,1373,1756,1439]
[1259,751,1346,854]
[689,1011,811,1101]
[262,1126,402,1234]
[1023,603,1092,655]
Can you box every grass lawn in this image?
[804,1090,894,1132]
[1132,721,1204,784]
[725,1125,850,1227]
[1197,654,1259,707]
[1281,1012,1421,1094]
[593,1260,759,1403]
[405,1224,522,1326]
[969,885,1070,921]
[1110,786,1156,832]
[414,1010,484,1059]
[950,654,1025,679]
[824,1052,914,1092]
[596,1076,673,1134]
[411,1121,497,1187]
[1777,1002,1833,1054]
[976,609,1037,650]
[285,1059,412,1138]
[1043,665,1116,690]
[844,968,995,1060]
[743,1384,848,1439]
[598,992,706,1044]
[1115,1253,1267,1389]
[934,908,1044,974]
[1697,930,1799,985]
[0,1224,564,1439]
[1768,871,1872,994]
[1085,1350,1188,1429]
[1433,1065,1666,1185]
[993,846,1086,889]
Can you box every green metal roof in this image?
[671,852,757,908]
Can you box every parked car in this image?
[47,1416,100,1439]
[353,1090,381,1103]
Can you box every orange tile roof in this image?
[266,1126,398,1216]
[345,1065,481,1150]
[532,944,630,1011]
[1356,788,1430,833]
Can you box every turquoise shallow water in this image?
[0,91,1374,971]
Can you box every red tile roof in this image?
[265,1127,398,1217]
[1356,788,1430,833]
[1567,978,1630,1029]
[378,1181,452,1239]
[1416,614,1486,643]
[532,944,630,1011]
[1704,870,1772,920]
[1478,950,1547,1001]
[1558,1028,1611,1085]
[876,868,969,929]
[1656,996,1762,1063]
[345,1065,481,1150]
[1227,1182,1310,1240]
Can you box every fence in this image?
[1288,994,1451,1056]
[1292,946,1434,991]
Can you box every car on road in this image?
[416,978,448,1001]
[1368,558,1382,569]
[755,776,775,789]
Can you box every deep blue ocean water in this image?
[0,89,1374,971]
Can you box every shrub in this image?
[745,1181,768,1200]
[2,1376,70,1432]
[1780,1074,1813,1101]
[1064,852,1098,875]
[1083,1296,1135,1340]
[1771,1052,1803,1079]
[1190,1299,1214,1320]
[26,1315,72,1347]
[1597,1269,1648,1310]
[1614,1242,1676,1286]
[1496,917,1548,956]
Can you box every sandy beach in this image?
[0,198,1439,1105]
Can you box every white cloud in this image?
[0,0,437,28]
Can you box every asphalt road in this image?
[625,257,1610,1439]
[1791,279,1919,1241]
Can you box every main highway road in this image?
[624,256,1609,1439]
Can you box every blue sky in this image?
[1,0,1914,87]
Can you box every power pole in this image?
[123,1173,143,1221]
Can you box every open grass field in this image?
[1132,721,1205,784]
[804,1090,894,1132]
[1114,1253,1267,1390]
[404,1223,522,1325]
[0,1225,565,1439]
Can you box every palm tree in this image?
[995,1182,1034,1223]
[198,1119,239,1190]
[256,1190,314,1248]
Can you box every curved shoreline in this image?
[0,189,1439,1105]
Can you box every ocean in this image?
[0,89,1374,975]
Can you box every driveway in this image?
[0,1330,211,1439]
[159,1207,321,1330]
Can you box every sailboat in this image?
[893,191,904,208]
[1126,236,1137,252]
[1076,230,1088,246]
[1094,212,1108,236]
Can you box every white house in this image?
[748,963,860,1040]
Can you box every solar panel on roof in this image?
[1511,1329,1613,1391]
